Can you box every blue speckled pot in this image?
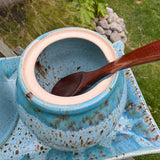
[16,28,127,151]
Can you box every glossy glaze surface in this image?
[0,56,160,159]
[16,28,127,150]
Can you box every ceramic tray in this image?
[0,56,160,160]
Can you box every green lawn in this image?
[107,0,160,159]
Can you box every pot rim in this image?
[18,27,118,113]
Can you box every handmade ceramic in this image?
[1,43,160,159]
[0,57,19,146]
[16,28,127,151]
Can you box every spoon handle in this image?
[96,39,160,77]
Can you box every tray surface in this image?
[0,57,19,147]
[0,55,160,160]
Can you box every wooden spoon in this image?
[51,40,160,97]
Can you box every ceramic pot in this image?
[16,27,127,151]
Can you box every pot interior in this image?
[34,38,109,94]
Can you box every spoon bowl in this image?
[52,39,160,96]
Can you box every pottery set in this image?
[0,28,160,160]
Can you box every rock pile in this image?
[94,7,127,43]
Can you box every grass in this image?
[0,0,160,159]
[0,0,94,50]
[107,0,160,159]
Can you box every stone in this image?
[106,7,114,23]
[119,31,126,38]
[112,13,119,22]
[119,22,126,31]
[119,18,124,23]
[119,31,127,43]
[104,14,109,19]
[95,26,105,35]
[106,7,113,14]
[94,18,99,24]
[121,36,127,43]
[98,19,109,29]
[105,29,112,36]
[110,31,121,42]
[109,22,123,32]
[93,7,127,44]
[99,17,105,21]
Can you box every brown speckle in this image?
[89,120,93,125]
[100,130,104,135]
[74,152,79,155]
[4,143,9,146]
[102,154,106,157]
[88,131,92,134]
[4,150,7,153]
[15,150,19,155]
[87,141,92,145]
[151,135,159,142]
[81,139,83,145]
[30,118,32,121]
[94,111,99,114]
[59,132,62,137]
[150,128,156,132]
[25,92,33,99]
[98,114,104,120]
[71,145,74,148]
[118,123,121,127]
[35,61,46,79]
[137,105,142,112]
[125,71,130,77]
[104,100,109,106]
[40,146,44,150]
[77,66,81,70]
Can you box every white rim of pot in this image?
[21,28,116,105]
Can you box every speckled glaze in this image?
[16,28,127,151]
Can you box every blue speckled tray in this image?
[0,56,160,160]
